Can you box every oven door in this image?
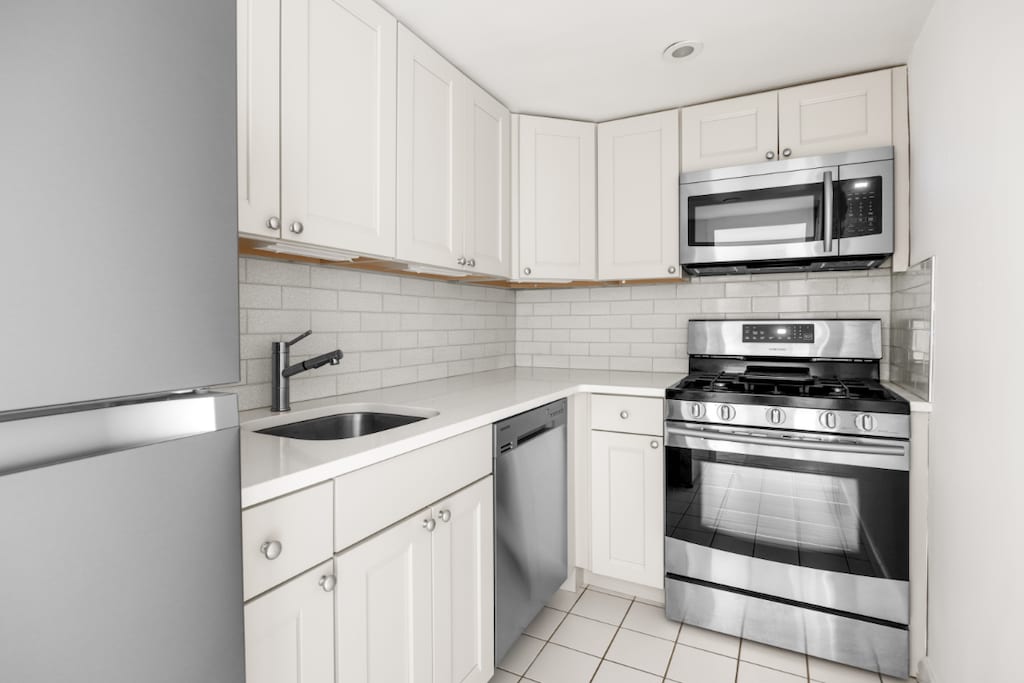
[664,422,909,625]
[680,167,838,267]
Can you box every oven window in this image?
[665,447,908,580]
[688,183,823,247]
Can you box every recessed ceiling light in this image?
[663,40,703,62]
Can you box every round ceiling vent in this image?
[663,40,703,62]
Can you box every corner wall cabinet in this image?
[237,0,398,258]
[397,26,511,278]
[597,110,681,280]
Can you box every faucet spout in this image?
[282,349,343,378]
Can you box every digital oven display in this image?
[742,324,815,343]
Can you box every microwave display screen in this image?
[839,176,883,238]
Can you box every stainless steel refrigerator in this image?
[0,1,243,681]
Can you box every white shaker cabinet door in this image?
[432,477,495,683]
[463,84,511,278]
[778,70,892,159]
[243,561,335,683]
[680,91,779,172]
[517,115,597,281]
[335,511,434,683]
[280,0,397,256]
[237,0,281,238]
[397,25,465,271]
[597,110,680,280]
[590,431,664,588]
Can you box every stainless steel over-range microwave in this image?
[679,147,894,275]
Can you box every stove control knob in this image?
[688,402,706,419]
[819,411,838,429]
[766,407,785,425]
[718,404,736,421]
[856,414,876,432]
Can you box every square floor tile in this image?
[666,643,738,683]
[809,656,883,682]
[737,661,808,682]
[585,584,636,599]
[547,589,581,612]
[592,660,663,683]
[606,628,675,675]
[498,634,544,675]
[740,639,808,676]
[676,624,741,658]
[621,601,681,641]
[524,607,565,640]
[524,643,600,683]
[570,588,632,625]
[550,613,617,657]
[489,670,520,683]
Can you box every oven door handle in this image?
[665,425,909,471]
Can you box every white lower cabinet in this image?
[335,475,494,683]
[244,560,336,683]
[590,431,664,588]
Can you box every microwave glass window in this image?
[838,176,883,238]
[665,446,909,581]
[688,182,823,247]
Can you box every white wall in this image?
[909,1,1024,680]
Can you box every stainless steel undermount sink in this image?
[256,411,429,441]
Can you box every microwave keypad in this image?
[839,177,883,237]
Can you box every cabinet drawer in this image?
[242,481,333,601]
[334,426,492,552]
[591,394,663,436]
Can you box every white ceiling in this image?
[379,0,935,121]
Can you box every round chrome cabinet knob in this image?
[856,414,876,432]
[318,575,337,592]
[766,407,785,425]
[523,267,532,276]
[290,221,304,234]
[422,518,436,532]
[266,216,281,231]
[467,258,476,267]
[457,256,467,266]
[765,150,776,160]
[782,148,792,157]
[620,410,630,420]
[668,266,677,274]
[718,404,736,421]
[260,540,283,560]
[689,403,706,419]
[819,411,838,429]
[650,440,659,449]
[438,509,452,523]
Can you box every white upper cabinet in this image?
[237,0,282,238]
[778,70,892,159]
[463,83,512,278]
[680,91,779,172]
[597,110,680,280]
[516,115,597,281]
[238,0,397,256]
[397,26,462,270]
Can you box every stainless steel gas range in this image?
[663,319,911,678]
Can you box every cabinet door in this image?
[432,477,495,683]
[237,0,281,238]
[778,70,892,159]
[244,561,335,683]
[597,110,680,280]
[397,26,464,271]
[335,511,434,683]
[517,116,597,281]
[590,431,664,588]
[280,0,397,256]
[464,84,511,278]
[680,92,778,172]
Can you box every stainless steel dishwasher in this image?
[494,399,568,664]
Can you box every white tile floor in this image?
[492,586,914,683]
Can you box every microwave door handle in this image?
[822,170,834,253]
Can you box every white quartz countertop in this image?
[882,381,932,412]
[239,367,679,507]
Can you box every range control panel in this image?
[742,324,815,343]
